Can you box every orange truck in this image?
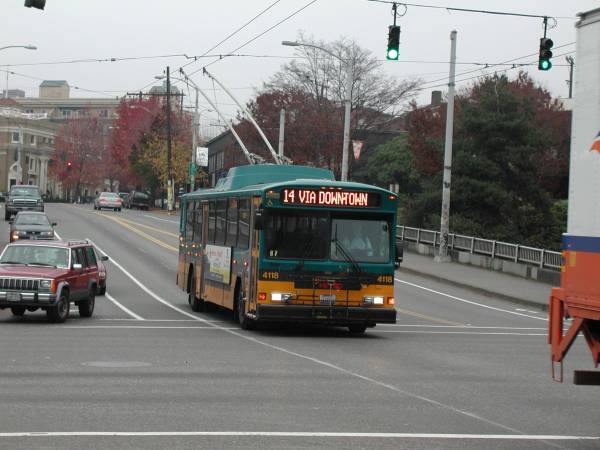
[548,7,600,384]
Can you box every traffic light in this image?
[66,161,72,171]
[24,0,45,9]
[386,25,400,60]
[538,37,553,71]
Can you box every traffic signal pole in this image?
[436,30,457,263]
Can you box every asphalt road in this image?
[0,203,598,450]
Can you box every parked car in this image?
[93,192,122,211]
[9,211,56,243]
[118,192,129,203]
[5,185,44,220]
[125,190,151,210]
[96,247,108,296]
[0,240,108,322]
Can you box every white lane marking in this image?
[84,238,525,435]
[376,331,545,336]
[143,214,179,224]
[64,326,237,330]
[99,319,198,322]
[395,278,546,321]
[380,324,546,330]
[87,239,207,323]
[58,326,544,335]
[105,293,145,321]
[0,432,596,440]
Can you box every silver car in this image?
[93,192,123,211]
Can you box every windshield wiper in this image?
[0,261,26,265]
[27,262,57,267]
[295,236,316,272]
[331,237,362,277]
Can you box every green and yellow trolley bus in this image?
[177,164,401,333]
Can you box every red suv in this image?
[0,240,108,323]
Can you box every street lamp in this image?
[0,45,37,51]
[282,40,352,181]
[1,45,37,99]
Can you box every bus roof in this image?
[185,164,395,199]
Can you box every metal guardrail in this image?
[397,226,562,271]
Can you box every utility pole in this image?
[436,30,457,263]
[278,108,285,159]
[566,56,574,99]
[341,61,352,181]
[166,66,173,212]
[190,86,199,192]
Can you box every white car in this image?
[93,192,123,211]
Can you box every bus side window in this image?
[215,199,227,245]
[226,198,238,247]
[208,201,216,243]
[185,201,194,240]
[193,201,203,243]
[237,198,250,249]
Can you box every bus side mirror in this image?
[254,209,264,230]
[395,241,404,264]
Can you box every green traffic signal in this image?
[386,48,399,60]
[387,25,400,61]
[538,37,553,71]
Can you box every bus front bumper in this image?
[256,304,396,324]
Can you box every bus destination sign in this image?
[281,188,380,208]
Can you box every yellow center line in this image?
[96,213,178,252]
[396,308,464,326]
[113,215,180,238]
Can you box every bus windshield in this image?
[264,210,391,263]
[330,218,390,263]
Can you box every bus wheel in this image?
[237,292,254,330]
[189,275,205,312]
[348,324,367,334]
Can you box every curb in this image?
[397,265,550,312]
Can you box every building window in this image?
[30,135,36,145]
[100,109,108,118]
[11,132,20,143]
[61,109,72,118]
[25,109,34,114]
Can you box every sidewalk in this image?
[398,251,554,309]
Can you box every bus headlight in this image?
[363,296,384,305]
[271,292,293,302]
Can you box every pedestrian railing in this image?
[396,226,563,271]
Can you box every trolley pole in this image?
[436,30,457,262]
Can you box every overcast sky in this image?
[2,0,598,138]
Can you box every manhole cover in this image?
[82,361,151,368]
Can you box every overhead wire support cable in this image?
[179,0,284,71]
[186,0,319,77]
